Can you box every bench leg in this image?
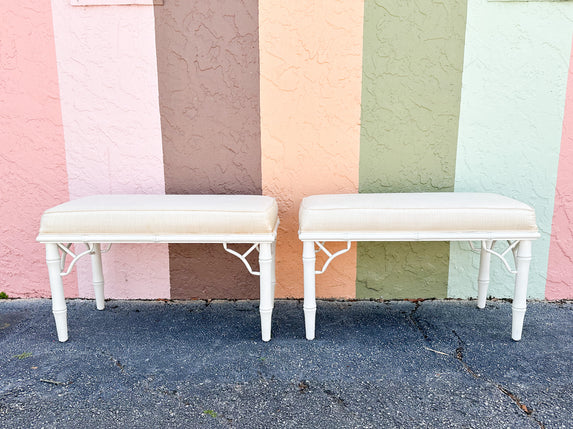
[271,241,276,306]
[46,243,68,342]
[91,243,105,310]
[259,242,274,342]
[303,241,316,340]
[477,240,493,309]
[512,240,532,341]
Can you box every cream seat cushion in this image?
[299,193,538,234]
[39,195,278,236]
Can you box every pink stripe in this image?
[546,37,573,300]
[0,1,76,298]
[51,0,169,299]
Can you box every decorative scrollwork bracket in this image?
[315,241,352,275]
[222,243,260,276]
[57,243,112,277]
[469,240,519,274]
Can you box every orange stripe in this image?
[260,1,364,298]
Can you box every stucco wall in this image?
[547,37,573,300]
[259,0,364,298]
[357,0,467,299]
[448,0,573,299]
[154,0,262,299]
[0,1,75,297]
[51,0,169,299]
[3,1,573,301]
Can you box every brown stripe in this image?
[154,0,262,299]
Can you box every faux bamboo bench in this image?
[298,193,540,341]
[37,194,279,342]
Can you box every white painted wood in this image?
[37,231,277,244]
[46,244,68,342]
[91,243,105,310]
[271,241,276,307]
[303,241,317,340]
[477,240,493,309]
[39,200,279,343]
[298,230,539,242]
[299,194,539,341]
[259,243,273,342]
[71,0,163,6]
[512,240,532,341]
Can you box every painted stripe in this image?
[154,0,262,299]
[0,1,76,297]
[546,37,573,300]
[51,0,169,299]
[357,1,467,299]
[448,1,573,299]
[260,0,364,298]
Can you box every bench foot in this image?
[46,243,68,342]
[53,309,69,343]
[260,309,273,342]
[511,307,526,341]
[512,240,532,341]
[304,307,316,340]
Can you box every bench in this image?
[37,194,279,342]
[298,192,540,341]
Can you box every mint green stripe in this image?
[448,1,572,299]
[357,1,468,299]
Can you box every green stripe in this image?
[357,0,467,299]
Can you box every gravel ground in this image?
[0,298,571,428]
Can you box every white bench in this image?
[298,193,540,341]
[37,195,279,342]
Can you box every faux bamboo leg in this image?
[46,243,68,342]
[303,241,317,340]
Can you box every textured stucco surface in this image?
[547,37,573,300]
[260,1,364,298]
[0,1,75,298]
[357,0,467,299]
[51,0,169,299]
[154,0,262,299]
[448,1,573,300]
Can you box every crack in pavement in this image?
[324,388,347,407]
[452,330,545,429]
[406,302,546,429]
[405,303,547,428]
[407,300,430,341]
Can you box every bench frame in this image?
[300,229,539,341]
[39,225,278,343]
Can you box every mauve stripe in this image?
[154,0,262,299]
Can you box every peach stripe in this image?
[260,1,364,298]
[546,37,573,300]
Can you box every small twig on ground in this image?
[40,379,66,386]
[424,346,449,356]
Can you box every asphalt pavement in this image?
[1,298,572,428]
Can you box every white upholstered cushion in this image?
[38,195,278,236]
[299,193,538,234]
